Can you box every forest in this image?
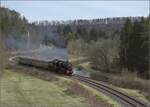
[0,7,149,79]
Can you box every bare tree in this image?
[88,39,119,72]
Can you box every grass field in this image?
[0,70,89,107]
[0,64,123,107]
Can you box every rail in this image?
[74,75,148,107]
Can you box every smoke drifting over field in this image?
[4,31,39,50]
[17,45,68,61]
[4,25,67,51]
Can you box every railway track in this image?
[74,75,149,107]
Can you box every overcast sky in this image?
[1,1,149,22]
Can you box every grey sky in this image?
[1,1,149,22]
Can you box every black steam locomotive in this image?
[16,56,73,75]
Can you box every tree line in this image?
[0,7,41,49]
[0,7,27,39]
[119,17,149,79]
[67,17,149,79]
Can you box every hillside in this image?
[0,44,121,107]
[0,56,121,107]
[0,7,41,50]
[0,7,145,49]
[0,70,88,107]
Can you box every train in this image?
[16,56,73,75]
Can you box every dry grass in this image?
[0,44,8,77]
[0,70,89,107]
[90,70,150,103]
[109,72,150,102]
[5,63,58,82]
[3,62,120,107]
[64,81,112,107]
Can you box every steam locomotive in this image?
[16,56,73,75]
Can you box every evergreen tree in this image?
[119,19,132,68]
[0,7,28,38]
[89,28,98,41]
[98,30,107,39]
[63,25,72,35]
[127,18,149,78]
[120,18,149,79]
[76,26,88,41]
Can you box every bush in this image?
[67,39,89,55]
[90,69,150,101]
[0,43,8,77]
[64,81,108,107]
[91,71,109,82]
[87,39,119,73]
[10,65,58,82]
[109,71,150,101]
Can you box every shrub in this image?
[109,71,150,101]
[88,39,119,73]
[64,81,108,107]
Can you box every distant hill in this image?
[0,7,66,49]
[0,6,147,49]
[0,7,41,50]
[0,7,28,38]
[33,16,144,44]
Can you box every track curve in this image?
[74,75,149,107]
